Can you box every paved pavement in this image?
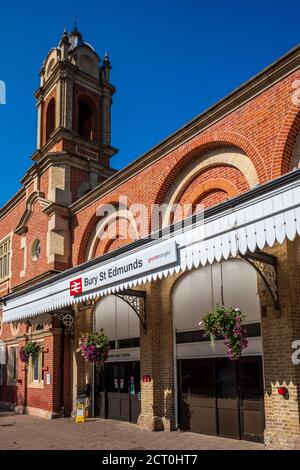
[0,412,264,450]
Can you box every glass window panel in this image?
[107,364,119,392]
[41,353,44,381]
[33,355,39,381]
[181,359,214,397]
[0,238,10,279]
[118,337,140,349]
[12,348,17,380]
[241,359,262,401]
[130,361,140,394]
[216,358,237,399]
[118,363,129,394]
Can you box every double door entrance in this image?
[178,356,264,441]
[94,361,141,423]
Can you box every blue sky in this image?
[0,0,299,206]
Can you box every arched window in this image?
[94,295,140,349]
[173,259,261,332]
[78,99,93,140]
[46,98,56,141]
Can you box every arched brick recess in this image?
[94,233,134,257]
[76,195,135,264]
[272,106,300,177]
[196,189,228,208]
[41,89,56,147]
[154,132,265,208]
[160,149,255,227]
[172,176,240,222]
[178,169,245,204]
[87,212,138,260]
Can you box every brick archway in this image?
[160,150,256,227]
[172,178,239,222]
[76,195,135,264]
[87,211,139,260]
[154,131,265,208]
[272,106,300,177]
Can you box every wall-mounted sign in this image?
[142,375,152,383]
[69,241,177,297]
[108,348,140,362]
[45,373,51,385]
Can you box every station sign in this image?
[69,241,177,296]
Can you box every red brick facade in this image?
[0,31,300,447]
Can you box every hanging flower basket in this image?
[19,341,42,363]
[78,330,110,371]
[199,304,248,360]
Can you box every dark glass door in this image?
[179,359,216,435]
[94,365,106,418]
[107,362,130,421]
[94,361,141,423]
[216,358,240,439]
[129,361,141,423]
[239,356,265,441]
[178,356,264,441]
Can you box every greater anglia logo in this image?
[148,250,171,263]
[70,278,83,296]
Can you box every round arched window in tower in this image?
[31,239,41,261]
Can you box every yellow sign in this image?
[75,403,86,423]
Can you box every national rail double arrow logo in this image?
[70,278,83,296]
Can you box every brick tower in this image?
[13,26,117,283]
[33,25,117,202]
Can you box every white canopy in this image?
[2,171,300,323]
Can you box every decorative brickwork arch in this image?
[191,179,238,203]
[154,132,266,209]
[161,148,257,228]
[172,178,239,222]
[86,210,139,260]
[195,189,228,210]
[77,195,136,263]
[272,106,300,177]
[95,233,134,257]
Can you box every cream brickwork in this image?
[261,239,300,449]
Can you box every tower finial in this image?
[73,16,78,32]
[102,52,111,81]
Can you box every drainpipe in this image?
[24,363,28,413]
[60,324,65,417]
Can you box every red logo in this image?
[70,278,83,296]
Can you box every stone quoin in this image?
[0,27,300,450]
